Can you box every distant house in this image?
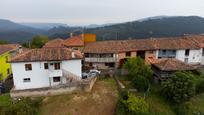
[43,36,84,51]
[0,44,22,81]
[151,58,196,81]
[10,48,83,90]
[43,38,65,48]
[63,36,84,50]
[84,35,204,69]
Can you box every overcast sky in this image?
[0,0,204,25]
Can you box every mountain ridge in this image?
[1,16,204,43]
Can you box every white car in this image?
[89,69,101,74]
[89,69,101,77]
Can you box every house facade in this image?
[0,44,22,81]
[84,35,204,69]
[10,48,82,90]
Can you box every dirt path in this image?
[40,78,118,115]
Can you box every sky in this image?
[0,0,204,25]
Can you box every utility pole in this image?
[115,32,118,40]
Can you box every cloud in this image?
[0,0,204,25]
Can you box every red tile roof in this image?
[84,36,200,54]
[152,58,196,71]
[63,36,84,47]
[43,38,64,48]
[0,44,20,55]
[184,35,204,48]
[10,48,83,63]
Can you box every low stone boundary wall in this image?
[10,77,97,98]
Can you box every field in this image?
[1,77,204,115]
[39,78,118,115]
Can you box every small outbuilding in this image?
[151,58,196,81]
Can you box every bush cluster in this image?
[162,71,195,103]
[116,91,149,115]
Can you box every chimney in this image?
[71,51,75,58]
[70,33,73,38]
[18,46,23,53]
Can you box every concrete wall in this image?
[10,77,97,98]
[145,50,156,62]
[118,52,137,61]
[176,49,201,64]
[155,49,202,64]
[62,60,82,78]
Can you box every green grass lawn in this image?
[0,94,12,106]
[135,84,176,115]
[188,93,204,114]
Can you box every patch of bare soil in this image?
[40,78,118,115]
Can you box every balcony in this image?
[49,69,62,77]
[85,57,116,63]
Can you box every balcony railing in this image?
[85,57,116,62]
[49,69,62,77]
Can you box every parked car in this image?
[89,69,101,77]
[82,69,101,79]
[90,69,101,74]
[82,72,89,79]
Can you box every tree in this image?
[31,35,48,48]
[0,40,8,44]
[162,71,195,104]
[116,92,149,115]
[123,57,153,91]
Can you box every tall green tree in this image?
[123,57,153,91]
[31,35,48,48]
[162,71,195,104]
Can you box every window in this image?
[23,78,31,82]
[7,68,10,74]
[185,49,190,56]
[162,50,166,55]
[54,63,60,70]
[202,48,204,56]
[126,52,131,57]
[5,56,8,62]
[184,58,188,63]
[44,63,49,69]
[53,77,61,82]
[25,64,32,71]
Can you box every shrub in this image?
[161,71,195,104]
[132,75,149,92]
[195,78,204,94]
[123,57,153,91]
[116,92,149,115]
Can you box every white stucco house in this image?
[10,48,83,90]
[154,36,204,65]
